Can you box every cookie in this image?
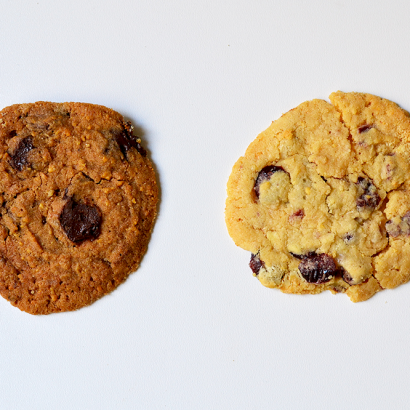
[225,91,410,302]
[0,102,158,314]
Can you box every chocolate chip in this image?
[290,251,316,260]
[115,121,146,158]
[358,124,373,133]
[254,165,286,198]
[343,233,354,244]
[135,141,146,156]
[10,137,34,171]
[42,216,46,225]
[249,253,264,275]
[290,252,303,260]
[298,253,337,284]
[356,177,380,210]
[342,270,355,285]
[59,197,102,244]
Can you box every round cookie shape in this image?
[226,92,410,302]
[0,102,158,314]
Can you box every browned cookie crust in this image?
[0,102,158,314]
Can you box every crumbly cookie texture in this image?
[226,91,410,302]
[0,102,158,314]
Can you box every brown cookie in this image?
[0,102,158,314]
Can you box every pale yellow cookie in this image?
[226,92,410,302]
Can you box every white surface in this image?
[1,0,410,409]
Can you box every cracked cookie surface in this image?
[225,91,410,302]
[0,102,158,314]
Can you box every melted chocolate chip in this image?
[135,140,146,156]
[10,137,34,171]
[254,165,286,198]
[59,197,102,244]
[290,251,316,260]
[358,124,373,133]
[356,177,380,210]
[115,122,146,158]
[298,253,337,284]
[356,177,368,190]
[250,253,264,275]
[342,270,355,285]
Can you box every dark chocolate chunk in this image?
[10,137,34,171]
[358,124,373,133]
[254,165,286,198]
[59,197,102,244]
[249,253,264,275]
[298,253,337,284]
[356,177,380,210]
[115,121,146,158]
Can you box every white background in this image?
[1,1,410,409]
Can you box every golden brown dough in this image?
[0,102,158,314]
